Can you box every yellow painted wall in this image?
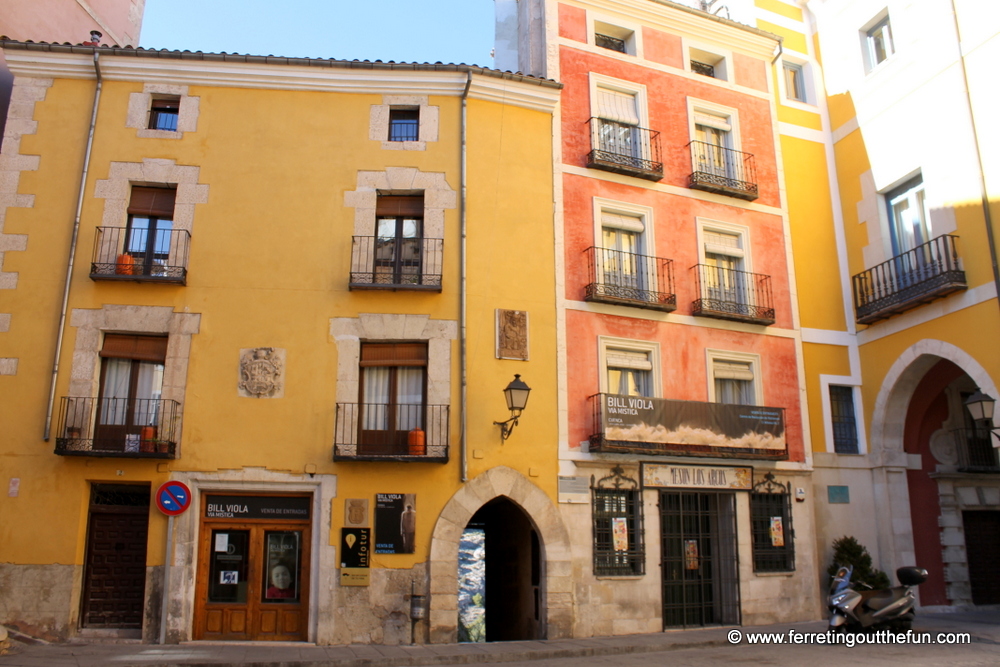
[0,71,557,573]
[801,343,853,453]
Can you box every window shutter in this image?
[703,230,744,258]
[601,212,644,233]
[596,88,639,125]
[606,349,652,371]
[360,342,428,366]
[713,360,754,381]
[694,113,732,132]
[100,334,168,362]
[376,195,424,218]
[128,187,176,218]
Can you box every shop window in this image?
[592,466,644,576]
[359,342,427,455]
[830,385,860,454]
[750,473,795,572]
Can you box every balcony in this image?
[584,247,676,312]
[90,227,189,284]
[687,141,758,201]
[691,264,775,325]
[951,428,1000,473]
[349,236,443,290]
[333,403,449,462]
[852,235,967,324]
[53,397,179,459]
[586,118,663,181]
[589,393,787,460]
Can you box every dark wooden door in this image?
[82,506,149,627]
[963,510,1000,605]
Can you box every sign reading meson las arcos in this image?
[642,463,753,491]
[593,394,786,459]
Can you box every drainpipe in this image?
[460,71,472,483]
[43,47,102,440]
[949,0,1000,315]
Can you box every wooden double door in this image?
[194,512,311,641]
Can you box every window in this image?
[782,62,806,102]
[592,467,644,576]
[388,108,419,142]
[606,348,652,397]
[595,85,642,158]
[865,14,894,70]
[595,33,627,53]
[885,175,930,256]
[96,335,167,452]
[688,47,728,81]
[593,20,636,55]
[830,386,860,454]
[124,186,175,277]
[750,473,795,572]
[375,194,423,285]
[599,211,645,293]
[693,111,734,179]
[359,342,427,455]
[707,350,762,406]
[148,96,180,131]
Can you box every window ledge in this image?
[753,571,796,577]
[595,574,645,580]
[381,140,426,151]
[136,129,181,140]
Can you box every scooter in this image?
[828,564,928,632]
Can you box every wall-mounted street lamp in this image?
[494,374,531,442]
[964,391,1000,445]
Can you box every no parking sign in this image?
[155,481,192,516]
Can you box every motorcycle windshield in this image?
[830,565,853,595]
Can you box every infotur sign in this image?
[597,393,787,459]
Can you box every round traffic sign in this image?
[156,480,192,516]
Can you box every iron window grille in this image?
[388,109,420,142]
[586,117,663,181]
[951,428,1000,473]
[584,246,676,311]
[690,60,716,77]
[691,263,775,325]
[592,466,645,576]
[595,33,627,53]
[829,385,860,454]
[687,141,758,200]
[750,473,795,572]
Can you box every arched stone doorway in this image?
[428,467,572,643]
[869,340,1000,606]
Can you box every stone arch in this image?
[427,466,572,643]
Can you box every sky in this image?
[140,0,498,68]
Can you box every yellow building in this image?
[0,39,565,644]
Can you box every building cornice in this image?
[1,42,562,113]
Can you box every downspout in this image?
[949,0,1000,313]
[43,49,102,440]
[460,71,472,482]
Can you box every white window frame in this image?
[687,99,742,153]
[589,13,642,58]
[820,377,868,455]
[861,10,894,73]
[592,198,655,254]
[683,39,732,82]
[696,218,752,272]
[779,57,815,109]
[706,349,763,406]
[590,74,649,127]
[598,337,661,398]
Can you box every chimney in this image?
[83,30,102,46]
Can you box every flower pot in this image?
[140,426,156,453]
[407,428,426,456]
[115,253,134,275]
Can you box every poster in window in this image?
[262,531,300,602]
[770,516,785,547]
[611,517,629,552]
[685,539,699,570]
[374,493,416,554]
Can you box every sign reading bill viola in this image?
[596,394,787,459]
[204,495,311,520]
[642,463,753,491]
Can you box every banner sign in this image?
[374,493,416,554]
[340,527,371,587]
[597,394,786,459]
[642,463,752,490]
[204,495,311,520]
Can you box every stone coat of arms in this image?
[239,347,285,398]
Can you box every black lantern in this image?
[495,374,531,441]
[964,390,996,425]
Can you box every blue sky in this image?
[140,0,497,67]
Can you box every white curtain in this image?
[100,358,131,425]
[396,368,424,430]
[134,362,164,425]
[362,367,390,430]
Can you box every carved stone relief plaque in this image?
[496,309,529,360]
[238,347,285,398]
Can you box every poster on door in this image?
[374,493,416,554]
[262,531,300,602]
[769,517,785,547]
[685,539,700,570]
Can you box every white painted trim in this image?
[818,378,868,455]
[800,328,856,347]
[777,121,826,144]
[831,116,860,144]
[683,36,734,82]
[588,10,644,58]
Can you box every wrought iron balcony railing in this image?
[349,236,443,290]
[54,396,180,458]
[584,246,676,311]
[595,33,627,53]
[586,118,663,181]
[691,264,775,325]
[852,234,967,324]
[951,428,1000,473]
[334,403,449,462]
[90,227,190,284]
[589,393,788,460]
[690,60,716,77]
[687,141,759,200]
